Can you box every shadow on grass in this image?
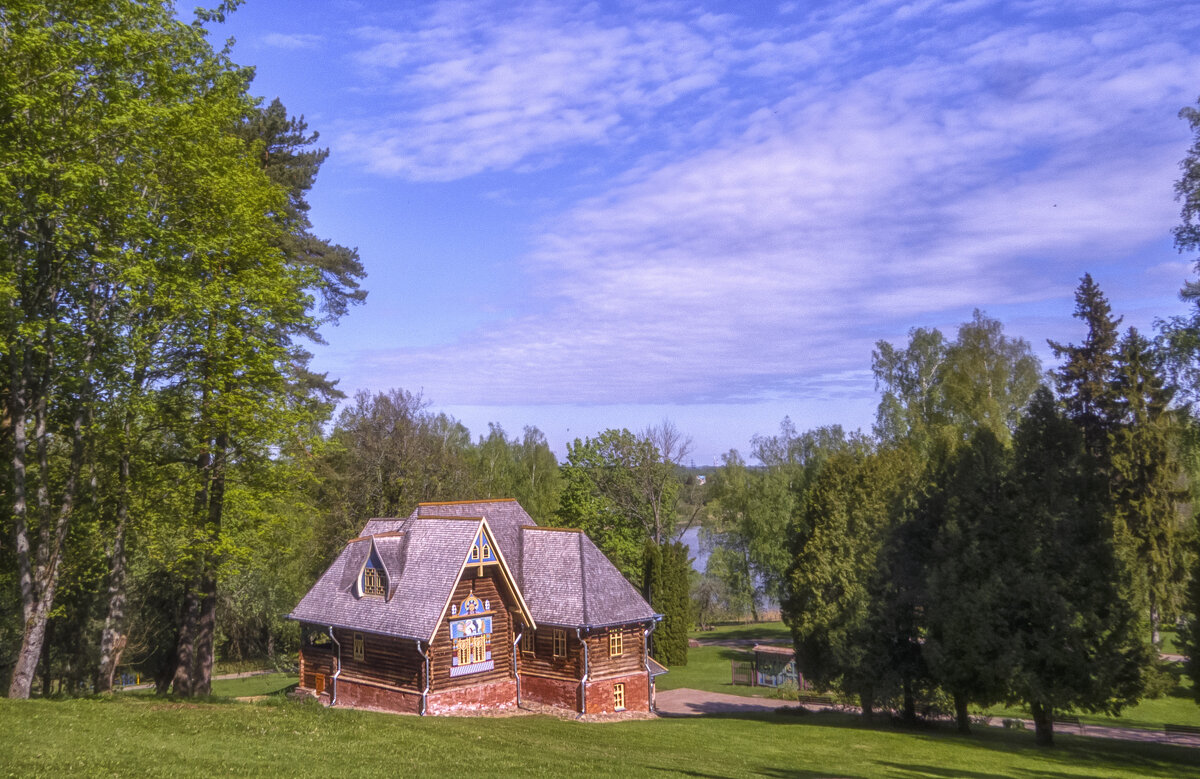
[679,708,1200,779]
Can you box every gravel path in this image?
[655,687,1200,749]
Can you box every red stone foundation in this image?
[521,674,579,711]
[427,679,518,715]
[333,678,421,714]
[586,672,649,715]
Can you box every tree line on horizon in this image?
[2,2,1200,750]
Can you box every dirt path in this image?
[654,688,1200,749]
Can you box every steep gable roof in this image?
[415,500,657,628]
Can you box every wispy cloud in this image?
[328,1,1200,407]
[262,32,324,50]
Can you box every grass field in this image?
[2,695,1198,778]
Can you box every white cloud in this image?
[332,1,1200,406]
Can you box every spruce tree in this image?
[1110,328,1186,646]
[1007,389,1150,746]
[1048,274,1122,458]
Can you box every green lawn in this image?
[690,620,791,642]
[1,695,1197,778]
[209,673,299,698]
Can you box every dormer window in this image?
[360,551,386,598]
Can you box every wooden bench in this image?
[1053,715,1082,733]
[1165,723,1200,740]
[796,693,835,707]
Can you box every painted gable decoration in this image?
[468,527,496,565]
[449,590,493,677]
[359,547,387,598]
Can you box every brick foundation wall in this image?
[334,678,421,715]
[427,678,517,715]
[586,672,649,715]
[521,674,579,711]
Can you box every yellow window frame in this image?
[614,683,626,711]
[609,629,623,657]
[353,632,365,661]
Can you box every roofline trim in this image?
[521,525,581,533]
[415,515,485,522]
[419,498,518,507]
[286,614,425,643]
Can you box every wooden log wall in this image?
[430,571,515,692]
[333,627,423,692]
[584,624,646,679]
[518,625,583,681]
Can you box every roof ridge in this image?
[521,525,581,533]
[419,498,518,507]
[412,515,485,522]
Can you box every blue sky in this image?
[217,0,1200,465]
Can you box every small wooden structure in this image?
[290,499,666,716]
[730,644,806,689]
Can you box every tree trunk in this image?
[192,569,217,695]
[96,499,130,693]
[172,587,200,696]
[8,403,87,699]
[39,619,53,698]
[954,691,970,734]
[1031,701,1054,747]
[1150,599,1160,648]
[902,677,916,724]
[97,400,138,694]
[860,686,874,723]
[190,433,227,696]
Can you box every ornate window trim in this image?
[353,632,365,661]
[613,683,626,711]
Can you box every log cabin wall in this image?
[583,624,646,680]
[332,627,423,693]
[517,624,583,682]
[429,571,515,692]
[298,623,335,694]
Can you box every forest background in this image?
[3,1,1200,750]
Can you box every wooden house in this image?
[289,499,667,716]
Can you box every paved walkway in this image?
[655,688,1199,749]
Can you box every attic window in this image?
[469,529,497,564]
[360,553,386,598]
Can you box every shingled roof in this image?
[290,518,483,641]
[291,499,659,636]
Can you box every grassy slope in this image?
[1,696,1198,778]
